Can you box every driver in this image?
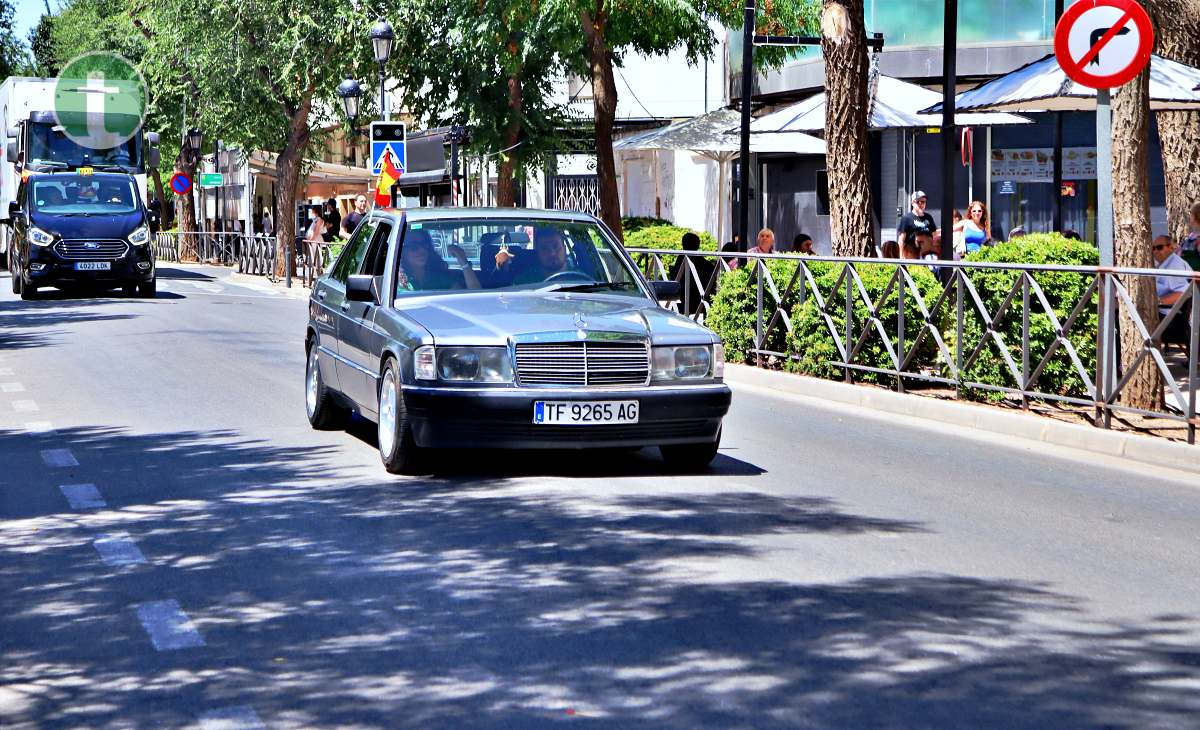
[495,227,570,285]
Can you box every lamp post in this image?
[185,127,203,165]
[369,18,394,122]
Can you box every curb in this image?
[724,363,1200,476]
[227,271,311,297]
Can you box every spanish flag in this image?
[374,150,403,207]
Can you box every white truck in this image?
[0,76,159,269]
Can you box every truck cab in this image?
[8,170,156,299]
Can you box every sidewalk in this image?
[723,363,1200,476]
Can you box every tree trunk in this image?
[1150,0,1200,243]
[149,167,171,226]
[1111,64,1161,410]
[581,5,623,241]
[496,41,524,207]
[821,0,873,257]
[175,155,199,261]
[273,97,314,280]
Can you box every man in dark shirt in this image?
[321,199,341,243]
[668,232,716,315]
[340,194,368,238]
[896,190,938,253]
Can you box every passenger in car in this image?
[494,227,571,285]
[399,229,481,292]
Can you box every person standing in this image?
[341,194,368,238]
[321,199,342,243]
[261,208,273,237]
[955,200,992,256]
[897,191,938,254]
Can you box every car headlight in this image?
[127,225,150,246]
[414,345,437,381]
[436,346,512,383]
[652,345,714,381]
[28,227,54,247]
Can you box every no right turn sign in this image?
[1054,0,1154,89]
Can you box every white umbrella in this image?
[748,75,1030,133]
[615,110,825,241]
[920,54,1200,114]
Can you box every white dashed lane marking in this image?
[92,532,147,567]
[198,706,267,730]
[23,421,54,434]
[12,400,39,412]
[0,367,13,376]
[41,449,79,467]
[59,483,106,510]
[135,599,205,651]
[0,382,25,393]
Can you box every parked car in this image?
[305,207,731,474]
[7,170,156,299]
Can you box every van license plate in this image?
[74,262,111,271]
[533,400,639,425]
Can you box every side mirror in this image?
[651,279,681,301]
[6,126,17,139]
[146,131,160,146]
[6,141,16,162]
[147,146,161,168]
[346,274,377,303]
[8,200,20,218]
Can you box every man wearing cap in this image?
[897,191,938,255]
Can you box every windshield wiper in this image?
[29,159,69,169]
[542,281,634,293]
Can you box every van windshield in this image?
[31,176,139,215]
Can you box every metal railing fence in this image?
[152,232,326,287]
[629,247,1199,444]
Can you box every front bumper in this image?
[26,244,154,287]
[405,382,732,449]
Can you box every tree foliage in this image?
[28,14,56,76]
[0,0,27,78]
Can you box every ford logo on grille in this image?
[83,242,99,249]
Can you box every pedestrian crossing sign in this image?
[370,122,407,176]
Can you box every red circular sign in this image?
[169,172,192,196]
[1054,0,1154,89]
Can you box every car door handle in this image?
[317,290,327,300]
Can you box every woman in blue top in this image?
[955,200,992,254]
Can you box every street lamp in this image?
[185,127,203,164]
[369,17,394,121]
[337,76,363,127]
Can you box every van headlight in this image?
[127,225,150,246]
[437,347,512,383]
[652,345,715,381]
[28,227,54,247]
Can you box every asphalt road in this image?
[1,265,1198,729]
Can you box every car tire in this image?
[377,357,419,474]
[659,429,721,470]
[19,281,37,301]
[137,280,156,298]
[122,284,137,296]
[305,341,348,430]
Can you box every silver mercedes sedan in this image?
[305,207,731,474]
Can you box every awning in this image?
[614,109,825,155]
[750,75,1030,133]
[248,151,374,185]
[920,54,1200,114]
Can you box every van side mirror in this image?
[651,279,681,301]
[8,201,20,218]
[346,274,377,304]
[6,141,15,162]
[147,146,161,168]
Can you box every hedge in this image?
[955,233,1099,400]
[624,223,718,277]
[707,259,810,363]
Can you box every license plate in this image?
[533,400,639,425]
[74,261,111,271]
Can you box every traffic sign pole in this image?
[1096,88,1114,266]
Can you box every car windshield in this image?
[31,175,139,215]
[397,217,645,298]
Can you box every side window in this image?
[359,222,393,277]
[330,218,378,284]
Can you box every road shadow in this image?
[1,425,1198,729]
[0,300,139,351]
[156,267,218,281]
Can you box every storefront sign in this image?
[991,147,1098,182]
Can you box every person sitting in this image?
[793,233,815,255]
[721,241,745,270]
[98,183,129,205]
[1153,235,1191,351]
[880,240,900,259]
[494,227,571,285]
[399,229,480,292]
[1009,226,1027,240]
[668,231,716,316]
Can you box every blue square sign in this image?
[370,122,407,176]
